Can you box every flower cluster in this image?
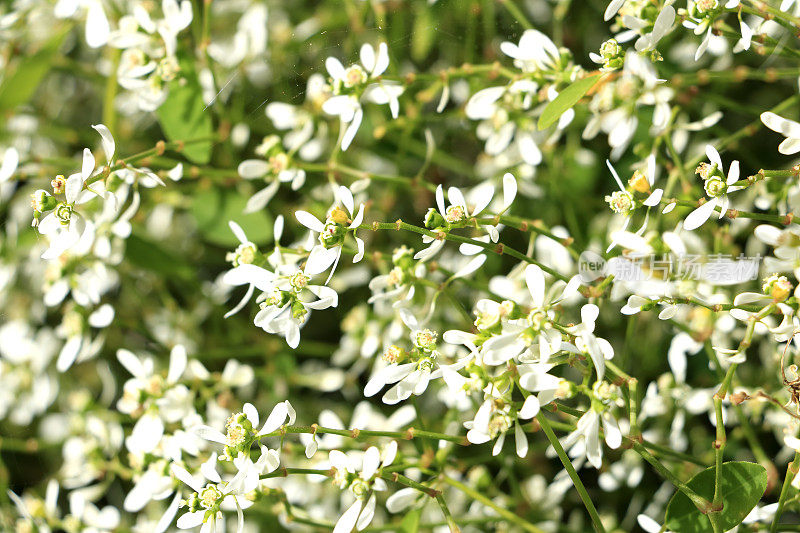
[4,0,800,532]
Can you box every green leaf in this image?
[125,233,194,281]
[664,461,768,533]
[411,5,436,62]
[0,27,69,111]
[156,67,213,164]
[537,74,602,130]
[399,508,421,533]
[190,188,273,247]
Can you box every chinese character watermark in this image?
[578,252,762,285]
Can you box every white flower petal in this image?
[525,264,546,308]
[0,147,19,182]
[502,173,517,211]
[295,211,326,233]
[683,198,718,231]
[92,124,115,162]
[238,159,270,179]
[258,402,289,435]
[176,511,205,529]
[117,349,146,378]
[515,422,528,457]
[360,43,376,73]
[604,0,626,20]
[519,395,540,419]
[81,148,95,181]
[228,221,248,244]
[334,500,362,533]
[761,112,800,138]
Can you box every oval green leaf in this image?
[156,67,213,164]
[411,5,436,62]
[191,188,273,247]
[399,508,421,533]
[126,233,194,281]
[664,461,768,533]
[0,27,69,111]
[537,74,602,130]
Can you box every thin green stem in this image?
[498,0,533,29]
[381,471,440,497]
[536,412,607,533]
[631,441,712,513]
[261,424,466,444]
[771,451,800,533]
[86,136,219,187]
[431,470,546,533]
[474,215,580,259]
[687,94,800,169]
[300,162,437,192]
[662,197,792,225]
[260,467,331,480]
[362,220,570,282]
[435,493,461,533]
[102,48,120,137]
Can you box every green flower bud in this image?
[54,202,73,225]
[424,207,445,229]
[704,176,726,198]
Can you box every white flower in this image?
[192,401,295,458]
[605,156,664,251]
[116,345,190,454]
[500,30,560,73]
[683,1,739,60]
[599,450,643,491]
[569,304,615,381]
[363,82,404,118]
[323,43,402,150]
[328,442,397,533]
[222,215,337,348]
[634,5,675,53]
[105,1,193,110]
[560,408,622,469]
[416,175,517,260]
[36,149,93,259]
[296,185,366,281]
[222,217,286,318]
[206,3,268,68]
[238,138,306,213]
[754,224,800,279]
[7,479,60,531]
[69,490,121,532]
[266,75,329,160]
[227,262,338,348]
[683,145,741,230]
[0,322,59,425]
[124,465,179,532]
[733,16,754,52]
[465,398,536,457]
[368,249,424,307]
[583,54,663,159]
[170,452,260,533]
[323,94,363,151]
[781,0,800,12]
[364,341,443,405]
[465,82,549,163]
[35,124,121,260]
[157,0,194,56]
[479,264,580,365]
